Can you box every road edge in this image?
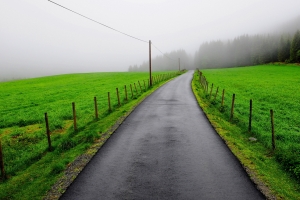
[190,72,275,200]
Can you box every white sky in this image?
[1,0,300,79]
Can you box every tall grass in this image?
[198,64,300,181]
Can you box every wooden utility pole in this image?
[149,40,152,86]
[178,58,180,71]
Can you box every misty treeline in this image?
[193,16,300,69]
[128,50,194,72]
[194,30,300,69]
[129,16,300,71]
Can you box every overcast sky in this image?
[1,0,300,80]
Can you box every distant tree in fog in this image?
[290,30,300,62]
[278,36,291,62]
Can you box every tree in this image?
[278,36,291,62]
[290,30,300,62]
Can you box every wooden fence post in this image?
[108,92,112,111]
[138,81,142,93]
[94,97,99,119]
[206,81,209,93]
[72,102,77,131]
[230,94,235,122]
[270,109,276,150]
[143,80,146,91]
[130,84,133,98]
[209,83,213,99]
[214,87,219,101]
[248,99,252,132]
[0,140,6,180]
[116,88,121,106]
[221,89,225,107]
[134,83,138,94]
[124,85,128,101]
[44,113,52,151]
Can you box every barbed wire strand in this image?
[48,0,148,43]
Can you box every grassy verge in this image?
[192,66,300,199]
[0,71,183,200]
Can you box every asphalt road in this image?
[60,71,264,200]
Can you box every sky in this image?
[1,0,300,80]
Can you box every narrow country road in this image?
[60,71,264,200]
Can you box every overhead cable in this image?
[48,0,148,43]
[152,43,177,61]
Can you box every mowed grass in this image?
[197,64,300,192]
[0,71,180,199]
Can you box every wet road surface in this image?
[60,71,264,200]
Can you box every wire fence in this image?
[0,72,180,180]
[195,69,300,181]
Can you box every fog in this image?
[1,0,300,80]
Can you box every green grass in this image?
[192,64,300,199]
[0,71,181,200]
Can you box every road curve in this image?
[60,71,264,200]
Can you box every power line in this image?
[151,43,177,62]
[48,0,148,43]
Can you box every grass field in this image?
[193,64,300,198]
[0,71,180,199]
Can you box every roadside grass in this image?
[0,71,182,200]
[192,64,300,199]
